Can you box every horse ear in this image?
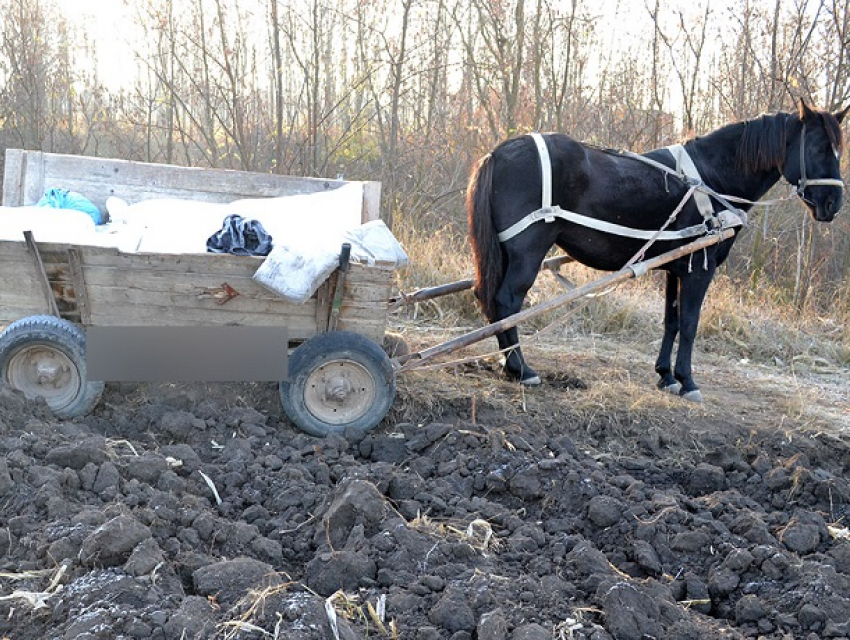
[798,97,816,122]
[834,105,850,123]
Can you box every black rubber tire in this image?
[280,331,396,437]
[0,315,104,419]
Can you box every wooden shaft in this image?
[394,229,735,371]
[389,254,576,309]
[24,231,61,317]
[327,243,351,332]
[389,279,473,309]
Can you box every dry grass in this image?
[392,226,850,370]
[387,224,849,438]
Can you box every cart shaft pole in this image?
[395,229,735,371]
[389,254,575,310]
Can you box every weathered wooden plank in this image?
[0,287,53,311]
[346,265,396,284]
[336,318,385,343]
[319,271,339,331]
[338,297,390,311]
[315,278,332,330]
[84,283,318,316]
[1,149,26,207]
[337,282,393,303]
[15,151,350,202]
[31,253,393,311]
[80,247,264,274]
[6,241,394,282]
[0,306,60,326]
[362,182,382,223]
[81,269,282,298]
[80,264,390,310]
[67,248,90,324]
[0,240,35,263]
[86,303,320,337]
[0,252,42,286]
[349,260,396,272]
[2,150,390,342]
[24,231,61,316]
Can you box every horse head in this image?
[785,98,849,222]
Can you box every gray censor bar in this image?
[87,327,289,382]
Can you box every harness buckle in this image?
[538,206,557,223]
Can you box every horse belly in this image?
[556,228,648,272]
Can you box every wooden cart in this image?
[0,149,735,437]
[0,150,396,435]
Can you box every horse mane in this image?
[736,107,844,175]
[736,113,788,174]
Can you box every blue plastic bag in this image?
[37,188,105,225]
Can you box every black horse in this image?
[468,99,846,400]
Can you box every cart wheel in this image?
[280,331,396,437]
[0,315,104,419]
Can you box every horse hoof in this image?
[658,382,682,395]
[680,389,703,403]
[520,375,542,387]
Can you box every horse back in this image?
[488,133,731,272]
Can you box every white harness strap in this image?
[665,144,715,220]
[531,132,554,212]
[497,134,744,243]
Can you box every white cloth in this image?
[1,186,407,305]
[104,182,365,255]
[0,206,97,244]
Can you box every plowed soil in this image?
[0,326,848,640]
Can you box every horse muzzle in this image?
[822,195,842,220]
[800,184,843,222]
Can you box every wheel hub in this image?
[303,359,377,426]
[324,375,353,402]
[7,345,81,408]
[36,359,67,386]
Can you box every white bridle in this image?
[794,122,845,194]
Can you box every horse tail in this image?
[467,151,502,322]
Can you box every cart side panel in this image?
[74,246,319,338]
[0,241,48,321]
[336,262,394,343]
[3,149,381,224]
[2,240,395,344]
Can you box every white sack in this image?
[252,243,340,304]
[343,220,408,267]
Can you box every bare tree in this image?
[0,0,75,151]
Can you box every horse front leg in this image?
[655,271,681,394]
[673,266,715,402]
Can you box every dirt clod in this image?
[0,333,848,639]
